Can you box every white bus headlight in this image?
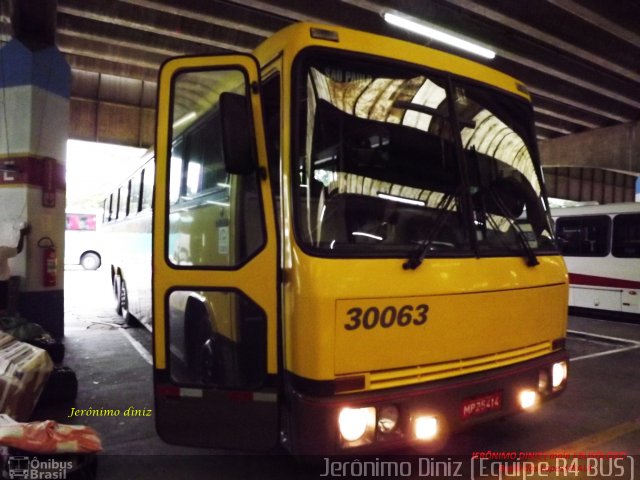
[338,407,376,443]
[414,415,439,441]
[552,361,568,389]
[519,389,538,410]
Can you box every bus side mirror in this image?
[220,92,256,175]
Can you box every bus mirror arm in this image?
[220,92,257,175]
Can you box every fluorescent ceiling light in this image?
[383,12,496,60]
[378,192,425,206]
[172,111,197,128]
[352,232,384,241]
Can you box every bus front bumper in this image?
[286,350,568,456]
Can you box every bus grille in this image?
[367,341,552,391]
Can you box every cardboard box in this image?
[0,332,53,421]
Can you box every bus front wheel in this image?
[113,275,132,325]
[114,275,123,316]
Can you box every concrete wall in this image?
[543,167,636,203]
[539,121,640,176]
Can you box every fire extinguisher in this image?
[38,237,57,287]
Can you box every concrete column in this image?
[0,38,70,338]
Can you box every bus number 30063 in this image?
[344,304,429,331]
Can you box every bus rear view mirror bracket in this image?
[220,92,257,175]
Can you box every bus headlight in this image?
[519,389,538,410]
[414,415,439,441]
[338,407,376,444]
[552,361,568,389]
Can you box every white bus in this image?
[553,202,640,318]
[101,152,154,328]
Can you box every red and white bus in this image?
[553,202,640,318]
[64,212,102,270]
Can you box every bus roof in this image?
[252,22,530,101]
[551,202,640,217]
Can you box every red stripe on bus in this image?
[569,273,640,290]
[0,156,65,189]
[155,384,180,397]
[227,391,253,402]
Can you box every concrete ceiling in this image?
[1,0,639,149]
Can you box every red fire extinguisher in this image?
[38,237,57,287]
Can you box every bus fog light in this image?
[414,415,438,441]
[552,361,567,388]
[377,405,399,433]
[338,407,376,443]
[519,389,538,410]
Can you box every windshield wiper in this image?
[486,186,539,267]
[403,192,457,270]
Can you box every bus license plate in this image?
[461,391,502,419]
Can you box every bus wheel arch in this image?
[79,251,101,270]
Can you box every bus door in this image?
[153,55,278,451]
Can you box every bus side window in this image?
[183,116,228,199]
[129,172,142,214]
[114,190,121,220]
[126,180,132,216]
[102,198,108,223]
[141,163,154,211]
[556,215,610,256]
[118,185,128,219]
[612,213,640,258]
[107,193,114,222]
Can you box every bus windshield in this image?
[293,52,555,260]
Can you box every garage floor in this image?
[31,268,308,480]
[23,267,640,479]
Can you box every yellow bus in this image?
[152,22,569,455]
